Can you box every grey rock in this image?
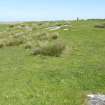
[87,94,105,105]
[47,26,61,30]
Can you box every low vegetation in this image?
[0,20,105,105]
[0,22,66,56]
[94,23,105,28]
[32,40,65,56]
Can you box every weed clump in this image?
[0,22,66,57]
[32,47,42,55]
[32,40,65,56]
[36,32,48,41]
[0,42,4,48]
[6,38,24,46]
[50,32,58,40]
[94,23,105,28]
[24,42,33,49]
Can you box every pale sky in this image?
[0,0,105,21]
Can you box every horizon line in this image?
[0,18,105,24]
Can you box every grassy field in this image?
[0,20,105,105]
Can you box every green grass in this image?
[0,20,105,105]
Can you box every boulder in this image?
[87,94,105,105]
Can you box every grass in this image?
[0,20,105,105]
[0,23,65,56]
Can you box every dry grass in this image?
[0,23,66,56]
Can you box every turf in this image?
[0,20,105,105]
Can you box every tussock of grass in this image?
[5,38,24,46]
[50,32,59,40]
[0,23,66,56]
[94,24,105,28]
[32,40,65,56]
[0,42,4,48]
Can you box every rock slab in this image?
[87,94,105,105]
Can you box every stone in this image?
[47,26,61,30]
[64,29,69,31]
[87,94,105,105]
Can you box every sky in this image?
[0,0,105,21]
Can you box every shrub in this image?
[41,40,65,56]
[0,23,66,57]
[0,42,4,48]
[50,32,58,40]
[31,47,42,55]
[9,25,15,28]
[36,32,48,40]
[0,39,7,47]
[56,23,62,26]
[32,40,65,56]
[6,38,23,46]
[94,24,105,28]
[24,42,32,49]
[24,44,32,49]
[36,32,59,41]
